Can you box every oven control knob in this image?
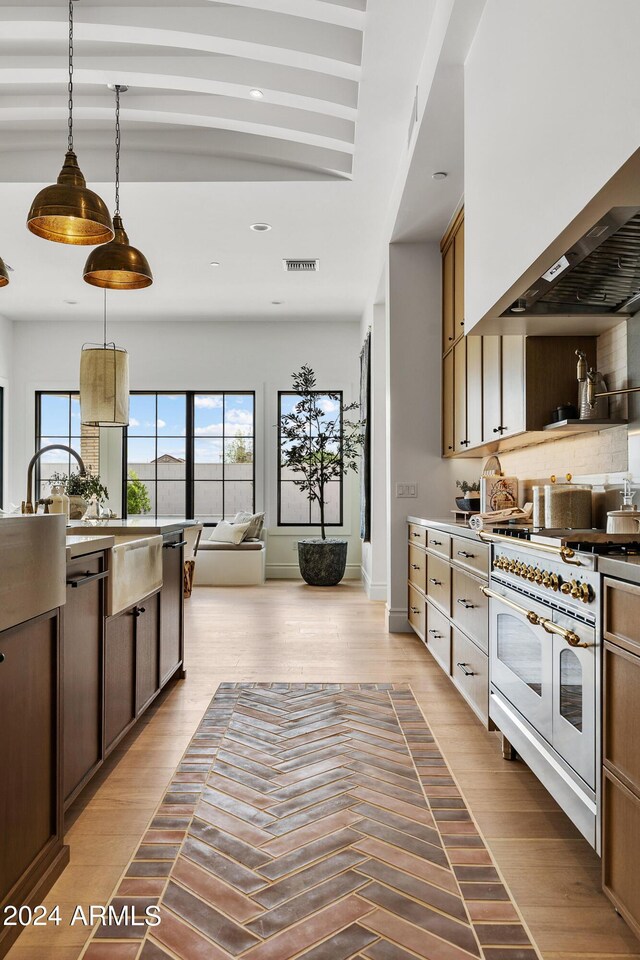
[534,570,543,584]
[570,581,582,599]
[579,583,593,603]
[550,574,560,591]
[561,581,572,595]
[527,566,537,582]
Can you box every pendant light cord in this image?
[114,85,121,215]
[67,0,74,152]
[103,288,107,348]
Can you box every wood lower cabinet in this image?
[0,609,68,959]
[408,521,490,728]
[105,607,136,752]
[160,534,185,684]
[63,555,107,806]
[136,594,160,713]
[603,577,640,939]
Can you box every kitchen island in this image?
[0,516,197,960]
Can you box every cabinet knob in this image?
[493,425,507,434]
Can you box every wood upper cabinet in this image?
[454,219,465,335]
[482,335,525,442]
[442,243,455,351]
[453,339,467,454]
[441,209,464,356]
[466,336,483,449]
[481,335,502,444]
[442,350,454,456]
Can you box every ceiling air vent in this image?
[283,259,319,272]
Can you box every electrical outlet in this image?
[396,483,418,498]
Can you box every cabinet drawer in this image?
[605,578,640,656]
[452,627,489,725]
[408,544,427,594]
[451,535,489,578]
[603,768,640,941]
[426,601,451,673]
[451,567,488,653]
[408,523,427,547]
[426,554,451,616]
[408,585,425,640]
[604,640,640,790]
[426,529,450,560]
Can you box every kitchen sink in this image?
[66,529,163,616]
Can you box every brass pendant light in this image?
[27,0,113,246]
[80,290,130,427]
[0,257,9,287]
[83,85,153,289]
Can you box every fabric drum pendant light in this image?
[0,257,9,287]
[84,85,153,289]
[80,291,130,427]
[27,0,113,246]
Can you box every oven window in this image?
[559,649,583,732]
[497,613,542,696]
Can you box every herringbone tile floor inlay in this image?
[81,684,542,960]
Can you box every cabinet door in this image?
[454,218,465,336]
[136,593,160,714]
[453,338,467,453]
[0,612,60,900]
[63,556,105,803]
[466,336,483,449]
[482,335,502,443]
[500,335,525,438]
[442,242,455,352]
[442,350,454,456]
[105,611,136,751]
[160,537,184,685]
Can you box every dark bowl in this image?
[456,497,480,512]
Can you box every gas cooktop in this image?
[489,526,640,555]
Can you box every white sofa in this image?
[194,536,266,586]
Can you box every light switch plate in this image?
[396,483,418,498]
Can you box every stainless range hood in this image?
[476,147,640,335]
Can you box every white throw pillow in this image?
[232,511,265,540]
[208,520,251,544]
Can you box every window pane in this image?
[157,394,186,435]
[194,394,224,435]
[224,394,254,436]
[129,395,157,435]
[195,439,223,479]
[127,476,153,516]
[40,394,70,437]
[194,481,223,521]
[156,441,187,479]
[280,482,311,524]
[128,437,156,469]
[311,482,341,524]
[224,481,254,519]
[156,481,185,519]
[225,438,253,480]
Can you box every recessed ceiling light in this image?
[249,89,264,99]
[64,299,78,305]
[251,223,271,232]
[432,171,448,180]
[210,261,221,267]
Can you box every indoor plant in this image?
[455,479,481,513]
[49,469,109,519]
[280,365,365,586]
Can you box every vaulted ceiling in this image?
[0,0,440,322]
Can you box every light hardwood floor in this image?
[6,581,640,959]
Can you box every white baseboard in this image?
[387,606,411,633]
[266,562,362,581]
[361,566,387,602]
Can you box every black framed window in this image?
[277,390,343,527]
[35,392,100,499]
[125,391,255,521]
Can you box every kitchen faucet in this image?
[22,444,86,515]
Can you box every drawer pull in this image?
[457,550,474,559]
[411,531,421,538]
[428,630,442,638]
[410,606,420,614]
[164,540,188,550]
[66,569,108,588]
[411,563,421,570]
[429,578,442,586]
[456,661,475,677]
[430,539,443,546]
[456,598,475,609]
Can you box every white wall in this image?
[386,242,481,631]
[8,319,362,579]
[465,0,640,329]
[360,300,388,601]
[0,313,12,507]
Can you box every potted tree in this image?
[280,365,365,586]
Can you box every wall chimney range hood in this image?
[505,206,640,317]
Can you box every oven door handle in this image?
[481,586,591,648]
[480,585,541,625]
[478,531,583,567]
[537,616,591,648]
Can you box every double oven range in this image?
[479,528,640,853]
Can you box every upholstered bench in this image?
[194,537,266,586]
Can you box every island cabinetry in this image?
[160,533,186,684]
[602,577,640,939]
[63,553,107,806]
[408,520,490,726]
[136,593,161,713]
[0,609,68,960]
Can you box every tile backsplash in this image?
[499,322,629,486]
